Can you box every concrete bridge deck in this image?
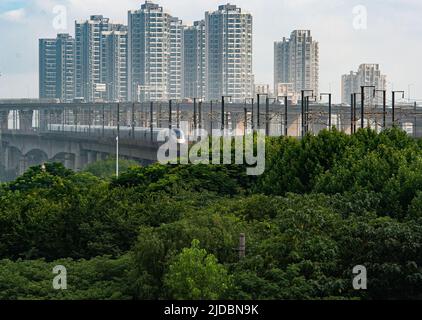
[1,100,421,176]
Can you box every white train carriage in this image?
[47,124,186,143]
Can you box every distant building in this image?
[274,30,319,99]
[275,83,298,104]
[56,34,75,102]
[39,34,75,102]
[100,26,128,102]
[39,38,58,100]
[183,20,206,100]
[168,16,185,100]
[341,71,359,104]
[341,64,387,104]
[255,84,271,96]
[75,15,111,102]
[205,4,254,102]
[128,1,183,102]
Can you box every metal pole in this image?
[306,96,310,134]
[210,100,213,134]
[116,102,120,178]
[244,107,247,136]
[265,96,270,136]
[199,100,202,130]
[88,104,91,135]
[116,136,119,177]
[328,94,332,130]
[301,90,305,137]
[132,102,135,138]
[102,104,105,137]
[361,86,365,129]
[350,94,354,134]
[193,98,197,130]
[150,101,153,141]
[392,91,395,126]
[257,94,260,129]
[251,98,254,131]
[414,101,417,138]
[117,103,120,138]
[221,96,225,131]
[382,90,386,129]
[284,96,288,137]
[177,102,180,128]
[169,100,172,130]
[353,93,358,133]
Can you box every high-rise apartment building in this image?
[39,34,75,102]
[205,4,254,102]
[100,25,128,102]
[56,34,75,102]
[341,64,387,104]
[39,38,58,99]
[128,1,172,102]
[168,17,184,100]
[75,15,111,102]
[183,20,206,100]
[274,30,319,98]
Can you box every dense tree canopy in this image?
[0,127,421,300]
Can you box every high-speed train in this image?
[47,124,186,143]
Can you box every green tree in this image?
[84,158,139,179]
[164,240,232,300]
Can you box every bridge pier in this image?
[0,111,8,130]
[96,152,105,162]
[75,153,83,171]
[0,143,8,169]
[19,110,33,132]
[18,155,28,176]
[64,154,74,170]
[87,151,96,165]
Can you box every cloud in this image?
[0,8,26,22]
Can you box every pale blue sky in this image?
[0,0,421,102]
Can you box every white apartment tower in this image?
[101,25,128,102]
[56,34,76,102]
[205,4,254,102]
[341,64,387,104]
[168,17,184,100]
[128,1,183,102]
[183,20,206,100]
[274,30,319,98]
[75,15,111,102]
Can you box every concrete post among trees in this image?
[239,233,246,259]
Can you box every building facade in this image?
[183,20,206,100]
[39,39,58,99]
[100,26,128,102]
[39,34,75,102]
[341,64,387,104]
[128,1,170,102]
[55,34,75,102]
[205,4,254,102]
[75,15,111,102]
[168,17,184,100]
[255,84,271,96]
[274,30,319,99]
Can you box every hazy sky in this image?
[0,0,421,102]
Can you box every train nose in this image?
[172,129,186,144]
